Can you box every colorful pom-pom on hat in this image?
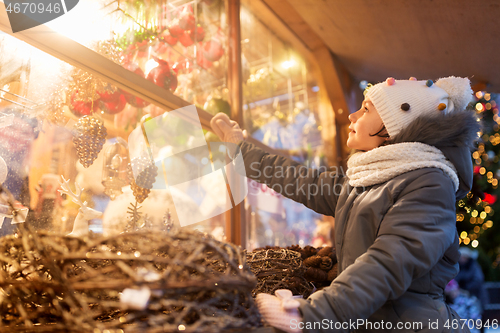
[365,76,473,137]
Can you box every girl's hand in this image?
[210,113,247,144]
[256,290,303,333]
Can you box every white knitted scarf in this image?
[346,142,459,191]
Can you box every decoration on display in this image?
[247,245,338,299]
[46,40,124,123]
[202,38,224,62]
[101,139,129,200]
[73,116,107,168]
[127,156,158,204]
[58,176,102,237]
[0,226,261,332]
[0,184,29,227]
[126,200,143,231]
[146,56,178,92]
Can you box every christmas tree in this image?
[457,91,500,280]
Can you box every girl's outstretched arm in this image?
[237,140,345,217]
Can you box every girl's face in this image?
[346,98,387,151]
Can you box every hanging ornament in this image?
[100,94,127,114]
[130,156,158,190]
[96,84,121,102]
[204,97,231,117]
[69,90,100,117]
[179,9,195,31]
[73,116,107,168]
[147,56,178,92]
[202,38,224,62]
[188,25,206,42]
[0,156,7,184]
[162,32,178,46]
[168,20,184,38]
[178,31,194,47]
[196,49,213,70]
[102,139,129,200]
[127,159,156,204]
[121,62,151,108]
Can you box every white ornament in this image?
[0,156,7,184]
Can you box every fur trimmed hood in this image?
[386,109,481,199]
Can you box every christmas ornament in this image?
[130,156,158,190]
[168,22,183,38]
[69,90,100,117]
[96,85,121,102]
[0,156,7,184]
[178,31,194,47]
[59,176,102,237]
[100,94,127,114]
[121,63,151,108]
[162,31,178,46]
[73,116,107,168]
[147,56,178,92]
[179,13,195,31]
[102,140,129,200]
[196,49,212,70]
[188,25,205,42]
[204,97,231,117]
[203,39,224,62]
[128,160,155,204]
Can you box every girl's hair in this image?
[369,125,389,139]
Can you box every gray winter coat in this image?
[237,110,479,332]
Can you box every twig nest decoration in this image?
[0,226,261,332]
[246,249,314,299]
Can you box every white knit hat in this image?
[365,76,474,137]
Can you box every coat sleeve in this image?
[236,141,345,216]
[297,170,458,332]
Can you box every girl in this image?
[211,76,479,333]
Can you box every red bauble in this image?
[121,63,150,108]
[100,94,127,114]
[203,39,224,62]
[147,57,178,92]
[196,50,212,70]
[97,88,121,103]
[474,166,481,174]
[178,31,194,47]
[70,91,100,116]
[188,25,205,42]
[179,14,195,31]
[163,33,177,46]
[153,41,168,54]
[169,23,183,38]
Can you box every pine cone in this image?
[130,156,158,190]
[302,245,317,259]
[320,257,333,271]
[128,163,150,203]
[328,263,339,281]
[287,244,302,253]
[304,267,328,282]
[303,255,322,268]
[73,116,107,168]
[317,246,333,257]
